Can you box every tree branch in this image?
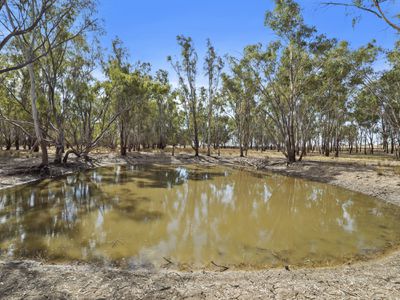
[373,0,400,31]
[0,0,56,51]
[321,2,383,19]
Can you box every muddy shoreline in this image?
[1,151,400,299]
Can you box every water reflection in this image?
[0,164,400,269]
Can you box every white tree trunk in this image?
[27,58,48,166]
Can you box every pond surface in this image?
[1,164,400,269]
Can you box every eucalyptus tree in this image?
[322,0,399,156]
[0,67,34,150]
[341,123,358,153]
[1,0,97,167]
[168,35,200,156]
[204,39,223,156]
[40,40,69,163]
[223,51,257,157]
[129,63,154,151]
[0,83,15,150]
[211,93,230,155]
[366,43,400,158]
[105,38,157,155]
[105,38,131,156]
[164,91,182,156]
[13,30,48,165]
[38,2,98,163]
[62,47,120,163]
[253,101,281,151]
[153,69,172,149]
[314,41,377,156]
[383,44,400,133]
[353,88,381,154]
[314,41,349,157]
[244,0,318,162]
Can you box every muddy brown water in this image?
[0,164,400,270]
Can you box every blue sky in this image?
[96,0,399,82]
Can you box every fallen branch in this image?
[211,261,229,272]
[162,257,173,266]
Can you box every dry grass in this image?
[375,167,386,176]
[394,166,400,175]
[0,150,41,159]
[2,146,399,167]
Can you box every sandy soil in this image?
[1,149,400,299]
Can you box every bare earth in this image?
[1,150,400,299]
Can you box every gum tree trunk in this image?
[27,58,48,166]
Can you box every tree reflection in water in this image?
[0,164,399,269]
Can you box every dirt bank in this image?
[1,150,400,299]
[2,251,400,299]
